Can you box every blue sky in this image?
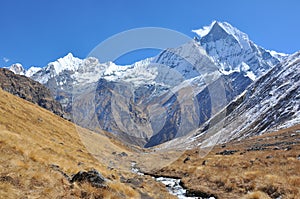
[1,0,300,68]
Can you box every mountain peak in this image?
[192,20,217,37]
[57,52,79,63]
[192,21,289,79]
[192,20,234,37]
[63,52,75,59]
[47,53,83,75]
[6,63,26,75]
[193,21,250,45]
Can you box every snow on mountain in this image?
[50,52,83,75]
[154,41,219,81]
[25,53,154,88]
[30,53,84,84]
[193,21,288,79]
[6,63,26,75]
[228,51,300,139]
[101,58,157,87]
[186,51,300,147]
[267,50,289,60]
[193,20,250,50]
[25,66,42,77]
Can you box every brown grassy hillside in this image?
[0,88,175,199]
[151,124,300,199]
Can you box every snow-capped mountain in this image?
[193,21,288,80]
[6,63,41,77]
[6,63,26,76]
[186,51,300,148]
[5,21,292,147]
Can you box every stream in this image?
[131,162,215,199]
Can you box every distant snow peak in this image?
[25,66,41,77]
[7,63,25,75]
[193,21,247,38]
[6,63,42,77]
[47,53,83,75]
[193,21,250,49]
[192,20,217,37]
[192,20,288,79]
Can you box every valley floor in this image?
[150,124,300,199]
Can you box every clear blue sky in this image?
[1,0,300,68]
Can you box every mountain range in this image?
[5,21,298,149]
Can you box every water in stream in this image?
[131,162,215,199]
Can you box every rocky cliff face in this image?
[0,68,64,117]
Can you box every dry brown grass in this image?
[151,124,300,199]
[0,89,173,198]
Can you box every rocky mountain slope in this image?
[181,51,300,148]
[221,51,300,141]
[0,68,64,117]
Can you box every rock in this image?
[183,157,190,163]
[0,175,19,186]
[247,146,267,151]
[273,146,280,150]
[119,152,128,157]
[70,169,106,188]
[266,155,273,159]
[50,164,60,170]
[120,176,126,183]
[284,146,292,151]
[49,164,70,181]
[125,178,143,187]
[186,189,217,198]
[216,149,239,155]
